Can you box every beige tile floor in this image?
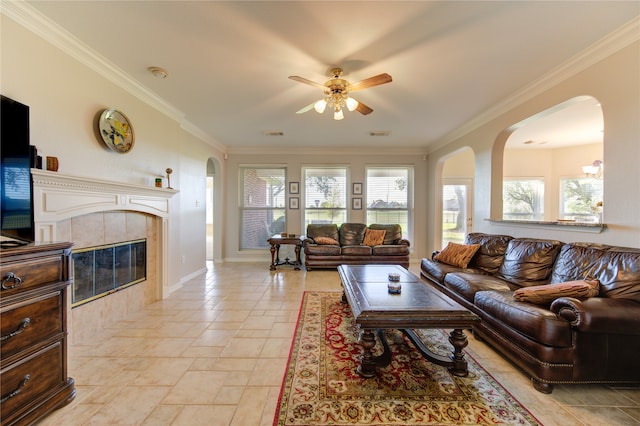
[40,262,640,426]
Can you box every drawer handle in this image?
[0,374,30,403]
[1,272,23,290]
[0,318,31,341]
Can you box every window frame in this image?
[559,175,603,223]
[302,166,349,229]
[238,165,287,250]
[365,166,413,243]
[502,177,545,221]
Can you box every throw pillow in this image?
[314,236,339,245]
[513,279,600,305]
[362,229,386,247]
[434,242,481,268]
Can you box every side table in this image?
[267,235,304,270]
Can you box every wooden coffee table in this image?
[338,264,480,378]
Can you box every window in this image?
[503,178,544,221]
[240,167,286,249]
[366,167,412,239]
[303,167,347,227]
[560,177,603,223]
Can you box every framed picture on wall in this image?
[353,182,362,195]
[289,182,299,194]
[289,197,299,209]
[352,198,362,210]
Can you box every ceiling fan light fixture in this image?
[334,109,344,120]
[346,97,358,111]
[314,99,327,113]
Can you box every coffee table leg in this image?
[357,329,377,378]
[293,244,301,270]
[269,243,277,270]
[448,328,470,377]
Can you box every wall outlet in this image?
[181,255,186,264]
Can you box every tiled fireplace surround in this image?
[31,169,177,344]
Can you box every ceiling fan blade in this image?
[354,100,373,115]
[348,73,392,92]
[288,76,326,90]
[296,101,317,114]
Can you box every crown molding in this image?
[2,0,226,152]
[226,146,427,157]
[428,16,640,154]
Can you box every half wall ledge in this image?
[486,219,606,234]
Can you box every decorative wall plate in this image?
[98,108,135,153]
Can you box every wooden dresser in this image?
[0,242,75,426]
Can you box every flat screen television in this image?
[1,95,35,247]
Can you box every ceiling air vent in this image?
[263,130,284,136]
[369,130,390,137]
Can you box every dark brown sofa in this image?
[420,232,640,393]
[302,223,410,270]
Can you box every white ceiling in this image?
[22,1,639,153]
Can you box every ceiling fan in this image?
[289,68,392,120]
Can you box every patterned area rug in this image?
[274,291,540,425]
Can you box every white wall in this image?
[427,42,640,251]
[1,15,225,287]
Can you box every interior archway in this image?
[499,96,604,223]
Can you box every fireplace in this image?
[31,169,177,343]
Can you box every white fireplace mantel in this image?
[31,169,178,298]
[31,169,178,224]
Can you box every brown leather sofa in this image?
[420,232,640,393]
[302,223,410,270]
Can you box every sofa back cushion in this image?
[369,224,403,245]
[552,243,640,301]
[306,224,339,243]
[339,223,367,246]
[497,238,563,287]
[464,233,513,274]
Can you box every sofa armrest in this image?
[399,239,411,248]
[302,237,315,246]
[550,297,640,334]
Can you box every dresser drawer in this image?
[1,341,64,421]
[1,291,63,360]
[0,254,65,293]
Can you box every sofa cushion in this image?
[598,248,640,301]
[444,272,513,303]
[339,223,367,246]
[420,258,477,284]
[314,236,339,245]
[304,244,341,256]
[362,228,386,246]
[497,238,563,287]
[474,290,573,347]
[434,242,481,268]
[465,233,513,274]
[306,224,339,242]
[341,245,372,255]
[513,279,600,305]
[372,245,410,256]
[551,243,640,302]
[369,224,402,245]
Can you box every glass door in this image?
[442,179,473,247]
